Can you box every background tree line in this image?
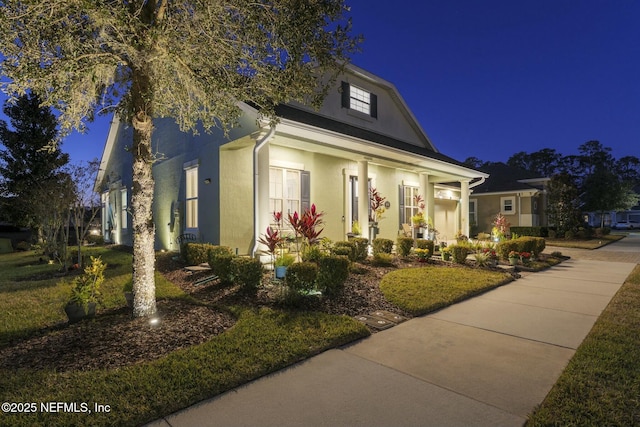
[0,93,100,269]
[464,141,640,233]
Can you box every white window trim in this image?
[469,198,478,225]
[403,185,420,224]
[120,188,128,230]
[185,165,199,231]
[501,196,516,215]
[349,84,371,115]
[269,166,301,221]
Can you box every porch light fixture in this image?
[204,178,212,184]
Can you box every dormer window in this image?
[341,81,378,118]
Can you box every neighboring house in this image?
[95,64,487,254]
[470,163,549,236]
[584,184,640,227]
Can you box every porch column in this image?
[358,160,369,240]
[460,180,470,237]
[251,127,275,257]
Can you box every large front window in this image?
[270,167,300,217]
[185,166,198,229]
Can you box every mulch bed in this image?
[0,252,419,373]
[1,250,524,373]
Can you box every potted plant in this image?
[274,253,296,279]
[441,246,452,261]
[508,250,520,265]
[64,256,106,323]
[520,251,532,264]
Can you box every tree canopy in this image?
[0,93,69,228]
[0,1,361,317]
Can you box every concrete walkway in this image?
[147,234,639,427]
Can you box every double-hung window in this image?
[501,196,515,215]
[270,167,300,218]
[403,186,420,224]
[341,82,378,118]
[185,166,198,229]
[469,199,477,226]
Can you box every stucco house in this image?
[95,64,487,255]
[470,162,549,236]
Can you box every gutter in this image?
[250,125,276,258]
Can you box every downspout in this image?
[468,176,485,190]
[250,125,276,258]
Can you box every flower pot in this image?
[509,257,519,266]
[442,253,451,261]
[64,302,96,324]
[275,266,287,279]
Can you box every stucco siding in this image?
[219,145,254,254]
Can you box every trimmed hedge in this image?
[510,226,548,237]
[316,255,350,296]
[285,262,319,304]
[231,257,263,294]
[372,238,394,255]
[496,236,546,260]
[207,246,234,283]
[450,244,470,264]
[333,241,356,261]
[396,237,414,257]
[350,237,369,261]
[416,239,435,256]
[183,242,215,265]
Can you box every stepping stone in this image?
[354,314,395,330]
[184,263,211,273]
[371,310,407,324]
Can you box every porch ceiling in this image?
[273,120,485,184]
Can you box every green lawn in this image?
[0,247,185,347]
[545,233,624,249]
[526,264,640,426]
[380,265,513,315]
[0,247,369,426]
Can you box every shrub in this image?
[496,237,545,260]
[231,257,263,294]
[372,252,395,266]
[184,243,215,265]
[496,240,520,260]
[510,226,548,237]
[473,251,490,267]
[316,255,350,297]
[333,241,356,261]
[285,262,318,303]
[548,229,557,239]
[207,246,234,283]
[565,230,575,240]
[85,234,105,245]
[372,238,394,255]
[301,245,325,263]
[415,239,435,256]
[450,244,470,264]
[396,237,414,257]
[350,237,369,262]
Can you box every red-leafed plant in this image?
[369,187,386,222]
[288,204,325,253]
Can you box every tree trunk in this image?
[130,69,157,318]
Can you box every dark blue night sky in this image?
[2,1,639,165]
